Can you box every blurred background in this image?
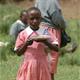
[0,0,80,80]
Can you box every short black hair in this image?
[27,7,41,15]
[20,10,27,18]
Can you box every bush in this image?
[0,4,21,34]
[0,15,18,34]
[0,34,15,61]
[59,19,80,66]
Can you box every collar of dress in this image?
[17,20,25,26]
[25,26,46,37]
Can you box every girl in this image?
[14,7,58,80]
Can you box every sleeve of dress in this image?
[14,31,25,51]
[48,28,59,46]
[9,23,17,37]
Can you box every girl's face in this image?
[21,13,28,24]
[27,10,41,30]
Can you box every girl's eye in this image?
[30,17,40,20]
[30,17,34,20]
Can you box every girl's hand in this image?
[27,39,33,45]
[30,35,50,42]
[34,39,47,42]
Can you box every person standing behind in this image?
[9,10,28,51]
[9,10,28,40]
[35,0,68,80]
[14,7,59,80]
[35,0,66,30]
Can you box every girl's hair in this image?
[27,7,41,15]
[20,10,27,18]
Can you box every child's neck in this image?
[30,26,39,31]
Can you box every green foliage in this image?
[0,34,15,61]
[0,56,79,80]
[55,65,80,80]
[59,19,80,66]
[66,19,80,44]
[59,51,80,66]
[0,4,21,34]
[0,55,22,80]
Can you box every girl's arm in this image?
[43,40,59,52]
[15,39,33,56]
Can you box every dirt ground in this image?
[60,0,80,19]
[17,0,80,19]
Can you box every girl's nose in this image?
[33,19,37,23]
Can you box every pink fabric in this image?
[15,29,51,80]
[48,28,61,74]
[39,23,61,74]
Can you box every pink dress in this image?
[14,26,51,80]
[40,23,61,74]
[48,27,61,74]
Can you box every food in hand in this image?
[31,35,50,41]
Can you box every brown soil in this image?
[17,0,80,19]
[60,0,80,19]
